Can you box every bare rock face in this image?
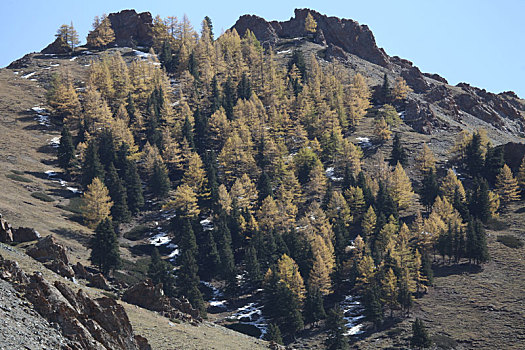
[106,9,154,48]
[0,257,150,349]
[27,235,69,265]
[404,98,447,134]
[401,66,430,94]
[232,8,390,67]
[123,279,202,323]
[454,83,523,128]
[0,217,13,243]
[88,273,111,291]
[41,36,71,54]
[12,227,41,243]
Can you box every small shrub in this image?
[497,235,523,249]
[123,225,150,241]
[6,173,32,183]
[31,191,55,202]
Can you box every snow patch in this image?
[326,167,343,182]
[356,137,372,148]
[231,302,267,337]
[49,137,60,148]
[69,56,77,61]
[149,232,170,246]
[66,187,82,194]
[22,72,36,79]
[341,295,365,336]
[277,49,292,54]
[49,63,60,67]
[200,218,213,231]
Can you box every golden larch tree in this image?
[82,177,113,229]
[495,164,520,205]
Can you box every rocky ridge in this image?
[232,8,525,136]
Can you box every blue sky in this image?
[1,0,523,97]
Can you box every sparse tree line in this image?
[47,12,525,347]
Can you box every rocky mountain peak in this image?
[232,8,390,67]
[105,9,154,48]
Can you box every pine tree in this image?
[199,229,221,281]
[421,167,439,212]
[277,254,306,301]
[380,267,399,317]
[483,144,504,184]
[125,161,144,214]
[416,144,436,174]
[465,131,484,177]
[148,247,176,296]
[82,177,113,229]
[265,323,283,345]
[245,245,262,287]
[150,159,171,199]
[105,163,131,224]
[304,285,326,326]
[390,133,407,166]
[411,318,432,349]
[363,281,384,329]
[390,162,415,210]
[177,219,206,316]
[89,218,121,275]
[325,305,349,350]
[81,140,105,188]
[57,125,74,172]
[380,73,391,104]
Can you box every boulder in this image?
[27,235,69,265]
[0,217,13,243]
[41,36,71,54]
[105,10,154,48]
[0,255,29,284]
[73,262,90,279]
[123,279,202,322]
[46,259,75,279]
[423,72,448,84]
[12,227,41,243]
[88,273,111,291]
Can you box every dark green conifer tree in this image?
[89,218,121,275]
[182,115,195,150]
[380,73,391,104]
[390,133,407,166]
[57,124,74,172]
[237,72,252,100]
[304,285,326,326]
[421,167,439,212]
[468,178,491,223]
[411,318,432,349]
[264,323,283,345]
[257,172,273,203]
[105,162,131,224]
[148,247,176,297]
[199,229,221,281]
[363,282,384,329]
[81,140,105,188]
[222,77,235,120]
[465,131,484,177]
[325,305,349,350]
[483,144,504,185]
[150,159,170,198]
[125,161,144,214]
[210,75,221,113]
[97,129,116,170]
[244,245,262,287]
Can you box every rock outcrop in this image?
[0,255,149,350]
[232,8,390,67]
[404,98,447,135]
[41,36,71,54]
[105,10,154,48]
[27,235,69,264]
[123,279,202,323]
[12,227,41,243]
[0,217,13,243]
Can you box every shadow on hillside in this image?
[52,227,90,246]
[514,206,525,214]
[432,262,482,278]
[37,144,56,154]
